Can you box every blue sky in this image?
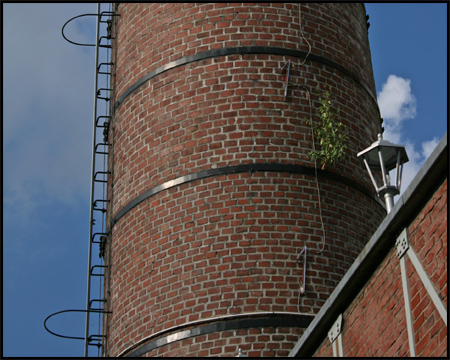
[2,3,447,358]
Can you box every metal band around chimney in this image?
[112,46,379,114]
[123,313,313,357]
[108,163,380,232]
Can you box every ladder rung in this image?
[98,62,113,75]
[93,199,109,208]
[93,171,110,183]
[96,89,111,102]
[89,299,107,310]
[95,143,110,154]
[96,116,111,127]
[93,199,110,204]
[87,335,105,348]
[91,232,107,243]
[90,265,107,276]
[99,11,118,22]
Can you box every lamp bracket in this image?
[378,185,400,198]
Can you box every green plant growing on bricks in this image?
[305,86,348,170]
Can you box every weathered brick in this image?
[103,3,389,357]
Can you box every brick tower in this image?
[102,3,386,357]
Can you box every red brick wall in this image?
[108,3,381,214]
[112,3,375,104]
[314,179,447,357]
[103,3,385,356]
[105,173,384,356]
[109,54,381,214]
[408,178,447,356]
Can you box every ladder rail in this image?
[84,2,101,356]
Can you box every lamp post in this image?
[357,134,409,213]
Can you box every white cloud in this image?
[421,137,440,159]
[399,141,422,193]
[378,75,417,128]
[377,75,439,198]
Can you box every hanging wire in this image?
[300,89,326,254]
[297,4,311,66]
[295,3,326,254]
[306,88,326,254]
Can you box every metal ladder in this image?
[43,4,118,357]
[84,3,116,356]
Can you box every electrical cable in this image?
[297,4,311,66]
[310,94,326,254]
[296,3,326,254]
[303,89,326,254]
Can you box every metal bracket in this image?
[328,314,344,357]
[281,59,291,101]
[296,246,307,295]
[328,313,342,342]
[395,228,409,259]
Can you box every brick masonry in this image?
[142,326,304,357]
[103,3,386,356]
[314,179,447,357]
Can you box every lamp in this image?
[357,134,409,213]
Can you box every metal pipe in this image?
[383,192,394,214]
[85,3,101,357]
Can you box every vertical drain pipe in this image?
[85,3,101,357]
